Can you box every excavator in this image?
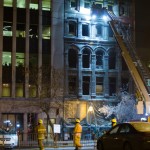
[104,8,150,114]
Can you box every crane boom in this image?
[106,10,150,114]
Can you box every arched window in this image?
[96,51,103,69]
[68,49,77,68]
[109,50,116,69]
[82,49,91,68]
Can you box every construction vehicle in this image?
[104,8,150,114]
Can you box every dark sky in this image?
[135,1,150,61]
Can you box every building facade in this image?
[0,0,134,134]
[0,0,53,134]
[63,0,134,122]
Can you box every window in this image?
[121,78,129,91]
[96,51,103,69]
[108,5,112,11]
[109,125,119,134]
[82,24,89,36]
[17,0,25,8]
[109,77,116,96]
[82,49,91,68]
[83,76,90,95]
[71,0,76,8]
[69,21,76,36]
[119,125,130,134]
[68,76,77,94]
[4,0,13,7]
[68,49,78,68]
[96,77,103,95]
[42,0,51,11]
[109,50,116,69]
[3,23,12,37]
[30,0,38,9]
[96,24,102,36]
[42,26,50,39]
[84,1,90,8]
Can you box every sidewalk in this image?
[14,146,95,150]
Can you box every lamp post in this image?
[88,105,93,140]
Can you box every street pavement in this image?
[14,146,96,150]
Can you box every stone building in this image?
[0,0,134,134]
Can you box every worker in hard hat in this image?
[73,118,82,150]
[35,119,47,150]
[111,118,117,127]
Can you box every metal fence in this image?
[17,133,97,149]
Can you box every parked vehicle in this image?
[0,128,18,149]
[97,122,150,150]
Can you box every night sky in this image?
[135,1,150,62]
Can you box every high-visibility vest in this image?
[35,124,46,140]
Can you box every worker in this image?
[35,119,47,150]
[73,118,82,150]
[111,118,117,127]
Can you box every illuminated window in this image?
[3,23,12,37]
[30,0,38,9]
[4,0,13,7]
[42,26,50,39]
[17,0,25,8]
[2,84,10,97]
[42,0,51,11]
[16,83,24,97]
[17,24,25,38]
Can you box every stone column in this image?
[25,0,30,98]
[104,54,109,96]
[0,0,3,97]
[12,0,17,97]
[78,54,82,97]
[91,54,96,97]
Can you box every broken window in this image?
[96,51,103,69]
[96,77,103,95]
[68,76,77,95]
[82,24,89,36]
[109,50,116,69]
[82,49,91,68]
[109,77,116,96]
[69,21,76,36]
[83,76,90,95]
[68,49,78,68]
